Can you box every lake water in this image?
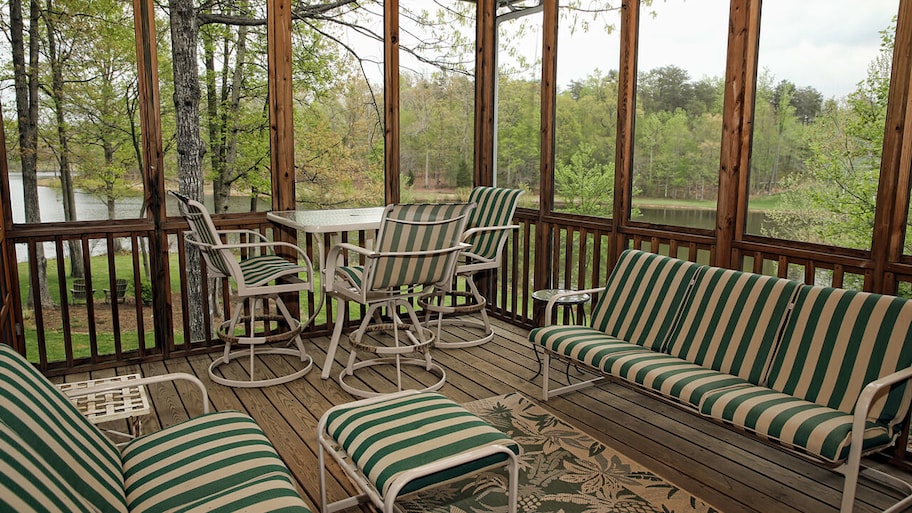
[635,206,773,235]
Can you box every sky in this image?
[549,0,898,99]
[469,0,898,100]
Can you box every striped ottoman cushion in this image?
[0,344,126,512]
[664,267,800,384]
[122,411,312,513]
[530,325,653,371]
[324,392,520,498]
[699,385,893,463]
[606,351,752,407]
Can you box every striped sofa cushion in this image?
[606,351,752,407]
[530,325,654,372]
[589,250,700,351]
[324,392,520,498]
[699,385,893,463]
[768,286,912,426]
[0,419,101,512]
[0,344,126,512]
[122,411,312,513]
[664,267,800,384]
[464,187,522,261]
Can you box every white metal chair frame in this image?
[324,203,472,398]
[422,187,523,348]
[171,191,316,388]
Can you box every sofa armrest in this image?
[543,287,605,325]
[60,372,210,415]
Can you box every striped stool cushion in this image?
[768,286,912,426]
[122,411,312,513]
[0,344,126,512]
[606,351,752,407]
[530,325,653,371]
[664,267,800,384]
[324,392,520,498]
[0,419,100,513]
[589,250,700,351]
[699,385,893,463]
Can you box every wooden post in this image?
[715,0,758,268]
[384,1,401,204]
[872,0,912,294]
[474,0,496,186]
[612,0,638,265]
[132,0,172,355]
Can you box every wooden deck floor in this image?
[60,318,912,513]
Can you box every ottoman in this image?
[318,390,520,513]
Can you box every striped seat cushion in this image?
[698,385,893,463]
[239,254,307,286]
[0,419,101,512]
[589,250,700,351]
[335,265,365,288]
[606,351,752,407]
[324,392,520,498]
[122,411,312,513]
[664,267,800,384]
[0,344,126,512]
[530,325,653,371]
[768,286,912,427]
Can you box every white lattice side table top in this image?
[57,374,150,425]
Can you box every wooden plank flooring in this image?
[61,318,912,513]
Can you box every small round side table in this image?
[530,289,591,380]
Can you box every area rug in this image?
[399,392,720,513]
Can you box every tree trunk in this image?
[11,0,53,308]
[44,0,84,278]
[170,0,205,343]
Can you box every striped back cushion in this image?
[369,203,472,290]
[325,392,519,497]
[0,344,126,511]
[590,250,700,350]
[1,419,101,512]
[180,198,233,278]
[664,267,800,384]
[768,286,912,424]
[464,187,523,260]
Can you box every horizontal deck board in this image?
[81,318,911,513]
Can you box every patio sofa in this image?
[0,343,313,513]
[532,249,912,513]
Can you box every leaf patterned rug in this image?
[399,392,720,513]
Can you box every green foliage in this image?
[555,143,614,216]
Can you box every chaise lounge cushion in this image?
[122,411,309,513]
[0,344,126,512]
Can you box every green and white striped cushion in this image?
[335,265,365,288]
[664,267,800,384]
[122,411,312,513]
[369,203,472,290]
[0,419,101,512]
[324,392,519,498]
[606,351,751,407]
[768,286,912,425]
[239,254,306,286]
[464,187,522,260]
[530,325,653,371]
[589,250,700,351]
[699,385,893,463]
[0,344,126,512]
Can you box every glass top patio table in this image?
[267,206,386,379]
